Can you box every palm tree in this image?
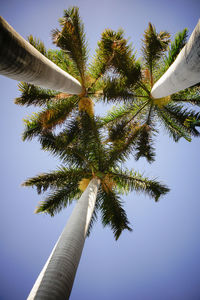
[0,16,81,94]
[24,114,169,299]
[97,24,200,162]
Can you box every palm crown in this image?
[23,113,169,239]
[99,23,200,162]
[15,7,141,141]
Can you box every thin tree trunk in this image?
[27,178,100,300]
[0,17,82,95]
[151,19,200,98]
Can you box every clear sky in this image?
[0,0,200,299]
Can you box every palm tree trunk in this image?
[0,17,82,95]
[27,178,100,300]
[151,19,200,98]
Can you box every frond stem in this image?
[137,81,150,95]
[71,148,98,173]
[122,100,150,128]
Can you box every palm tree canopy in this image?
[99,24,200,163]
[15,7,140,138]
[23,113,169,240]
[16,8,170,240]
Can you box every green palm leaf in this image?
[156,103,200,141]
[98,187,132,240]
[101,77,137,104]
[111,168,170,201]
[22,166,87,193]
[142,22,170,86]
[15,82,57,107]
[36,184,80,216]
[52,6,88,83]
[22,95,79,141]
[107,125,144,167]
[89,28,141,88]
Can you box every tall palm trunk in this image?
[27,178,100,300]
[151,19,200,98]
[0,17,82,95]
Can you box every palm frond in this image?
[35,184,80,216]
[38,95,79,130]
[34,116,95,170]
[101,77,135,103]
[28,35,78,76]
[47,49,79,78]
[52,6,88,83]
[100,104,134,126]
[22,113,44,141]
[108,120,134,142]
[89,29,124,81]
[75,114,109,171]
[157,103,200,141]
[101,98,149,128]
[134,124,156,162]
[89,28,141,88]
[111,168,170,201]
[39,119,80,151]
[142,22,170,83]
[22,96,79,140]
[134,105,156,162]
[22,166,87,194]
[98,187,132,240]
[107,125,144,167]
[39,133,88,169]
[155,108,189,142]
[171,92,200,107]
[15,82,57,107]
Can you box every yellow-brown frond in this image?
[85,74,95,87]
[55,92,71,100]
[152,95,171,108]
[102,174,116,193]
[39,109,66,129]
[78,178,91,192]
[142,68,150,82]
[78,97,94,116]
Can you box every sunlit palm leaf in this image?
[52,6,88,83]
[15,82,57,106]
[142,22,170,85]
[98,187,132,240]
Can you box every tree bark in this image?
[0,17,82,95]
[151,19,200,98]
[27,178,100,300]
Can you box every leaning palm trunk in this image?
[151,19,200,98]
[0,17,82,94]
[27,178,100,300]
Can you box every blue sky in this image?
[0,0,200,299]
